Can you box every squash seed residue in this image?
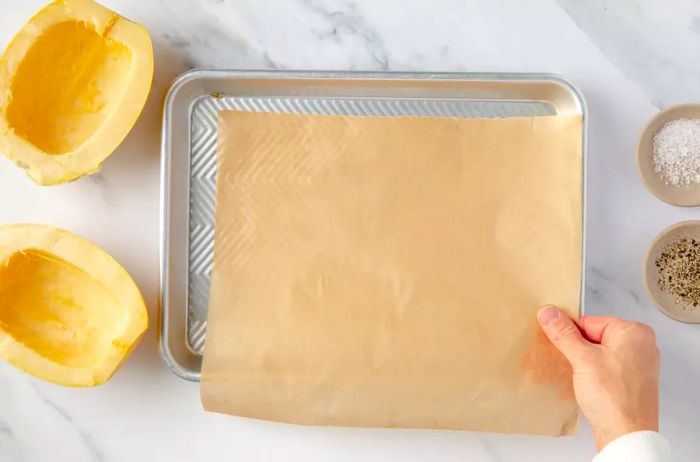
[656,237,700,308]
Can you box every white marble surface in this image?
[0,0,699,461]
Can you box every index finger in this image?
[574,316,618,344]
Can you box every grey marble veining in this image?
[30,385,105,462]
[301,0,391,69]
[558,0,700,107]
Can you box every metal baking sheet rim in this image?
[159,70,588,382]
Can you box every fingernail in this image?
[538,306,561,326]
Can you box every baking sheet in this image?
[159,71,588,381]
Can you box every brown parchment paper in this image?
[201,111,582,436]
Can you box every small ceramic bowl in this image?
[643,220,700,323]
[637,103,700,206]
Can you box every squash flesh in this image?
[0,249,126,369]
[0,0,153,185]
[7,20,132,155]
[0,224,148,386]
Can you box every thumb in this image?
[537,305,591,365]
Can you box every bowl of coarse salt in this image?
[637,103,700,206]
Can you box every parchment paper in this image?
[201,111,582,436]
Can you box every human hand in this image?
[537,306,660,450]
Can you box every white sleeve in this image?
[593,431,671,462]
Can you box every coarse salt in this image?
[652,118,700,186]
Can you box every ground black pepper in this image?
[656,237,700,308]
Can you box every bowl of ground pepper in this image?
[637,103,700,206]
[644,220,700,323]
